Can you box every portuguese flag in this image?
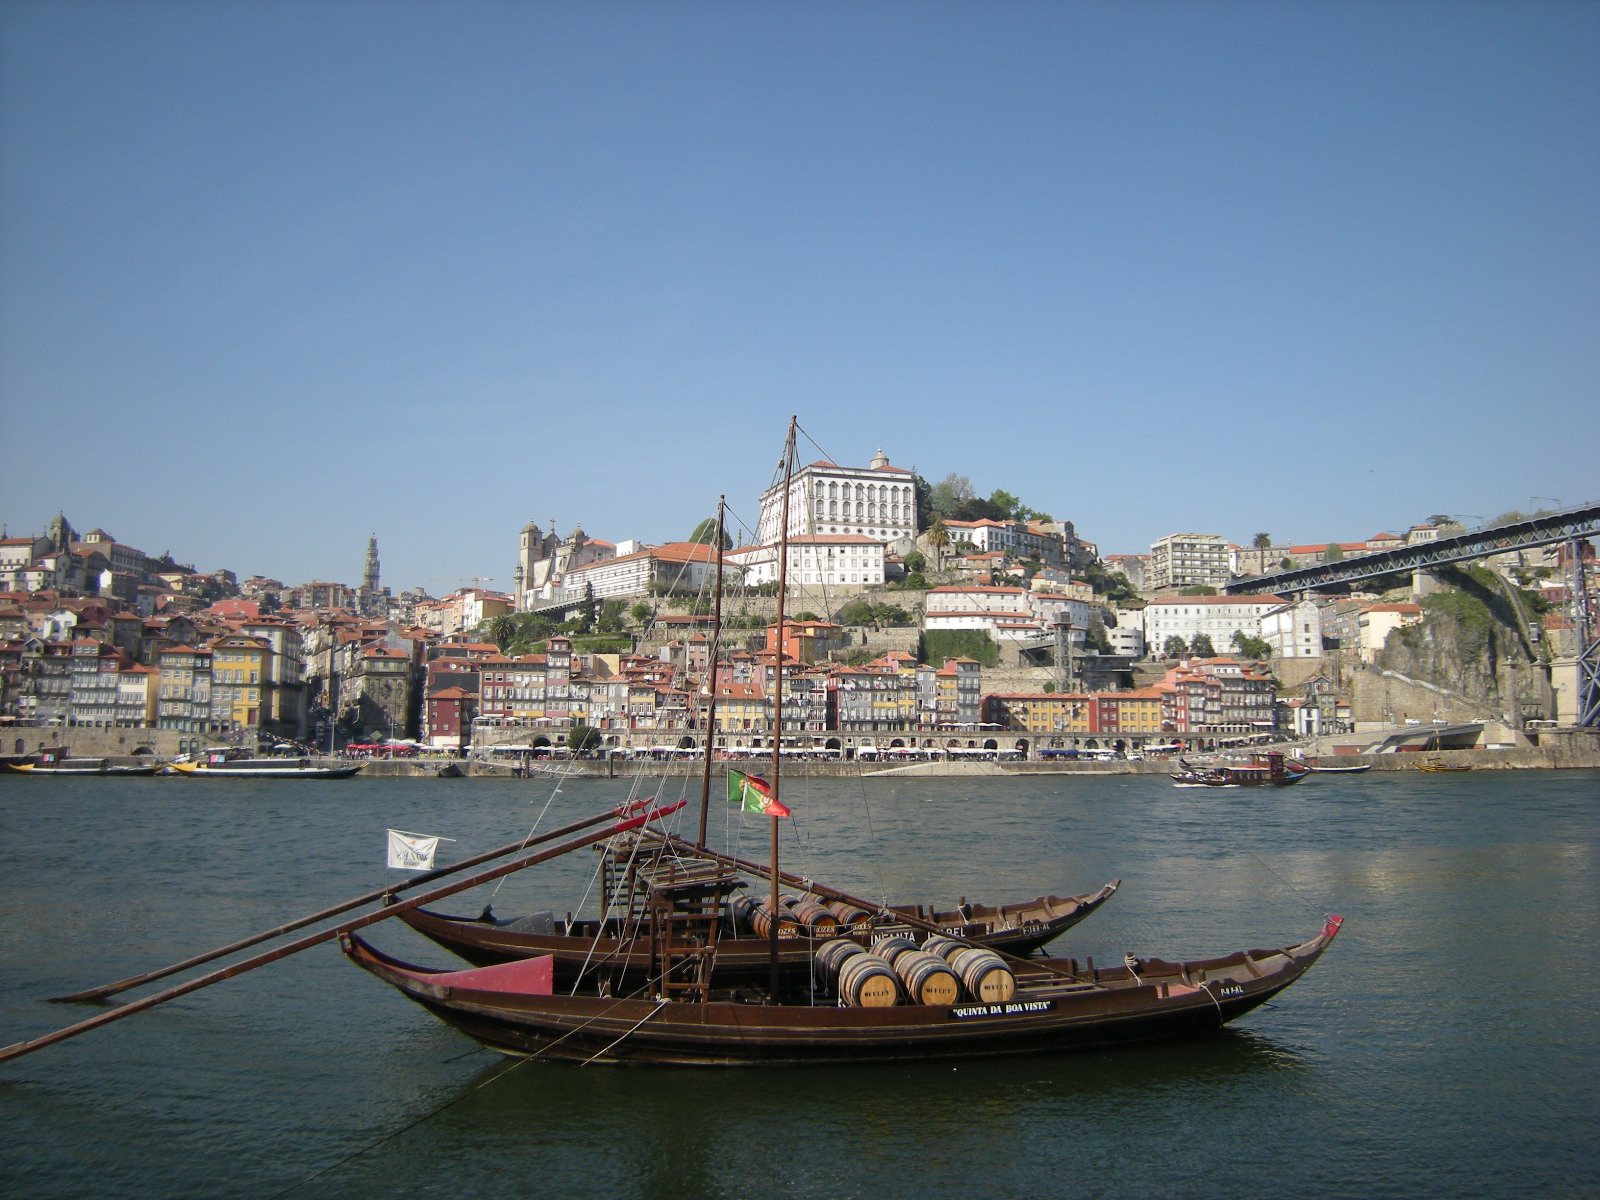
[728,769,791,818]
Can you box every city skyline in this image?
[2,2,1596,592]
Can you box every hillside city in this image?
[1,447,1593,760]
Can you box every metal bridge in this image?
[1226,503,1600,728]
[1224,504,1600,596]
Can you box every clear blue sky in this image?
[2,1,1595,592]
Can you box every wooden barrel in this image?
[920,934,965,961]
[728,894,758,933]
[871,934,919,964]
[748,899,803,939]
[814,938,864,982]
[826,900,874,928]
[949,946,1016,1003]
[837,953,901,1007]
[789,898,840,931]
[894,950,961,1006]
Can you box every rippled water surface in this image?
[2,769,1596,1198]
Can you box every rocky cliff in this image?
[1373,568,1550,722]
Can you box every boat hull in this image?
[344,920,1339,1066]
[7,762,155,776]
[167,762,362,779]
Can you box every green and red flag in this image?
[727,769,791,818]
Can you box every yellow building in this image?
[208,635,272,730]
[982,692,1090,734]
[711,680,768,735]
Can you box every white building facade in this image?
[1148,533,1232,590]
[1259,598,1324,659]
[726,535,886,591]
[755,449,918,549]
[1143,595,1286,657]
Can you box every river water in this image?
[1,768,1595,1199]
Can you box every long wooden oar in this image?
[0,801,685,1068]
[645,829,1097,977]
[51,800,657,1004]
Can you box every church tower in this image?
[515,519,544,610]
[362,534,380,594]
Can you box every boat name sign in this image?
[950,999,1055,1020]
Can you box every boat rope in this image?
[1210,829,1333,923]
[853,761,892,908]
[578,999,670,1066]
[258,1052,534,1199]
[487,774,571,898]
[261,957,661,1199]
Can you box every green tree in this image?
[930,473,974,515]
[927,520,951,567]
[688,519,733,550]
[1279,557,1293,571]
[988,488,1022,520]
[835,599,876,626]
[1179,585,1218,596]
[1163,635,1188,658]
[567,724,602,753]
[1252,532,1272,549]
[1189,633,1217,657]
[900,571,928,590]
[902,549,926,574]
[1232,630,1272,659]
[630,602,652,626]
[912,473,935,531]
[485,613,518,650]
[1322,542,1345,562]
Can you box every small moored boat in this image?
[8,755,155,776]
[167,755,362,780]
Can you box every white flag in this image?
[386,828,449,870]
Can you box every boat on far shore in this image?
[7,755,155,776]
[1171,751,1310,788]
[1307,762,1372,774]
[166,751,361,780]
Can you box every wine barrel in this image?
[748,899,803,939]
[728,894,758,933]
[894,950,961,1006]
[949,946,1016,1003]
[837,953,901,1008]
[871,934,919,964]
[789,898,840,931]
[920,934,965,961]
[826,900,874,928]
[813,938,864,983]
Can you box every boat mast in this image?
[696,496,727,849]
[769,417,797,998]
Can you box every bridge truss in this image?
[1225,504,1600,729]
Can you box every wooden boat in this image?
[1307,763,1372,774]
[344,422,1343,1067]
[8,757,155,776]
[342,914,1343,1066]
[1416,756,1472,773]
[1172,752,1309,788]
[167,756,362,780]
[395,867,1121,985]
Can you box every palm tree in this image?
[485,613,517,650]
[1252,532,1272,549]
[927,520,951,568]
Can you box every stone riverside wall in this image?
[355,740,1600,779]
